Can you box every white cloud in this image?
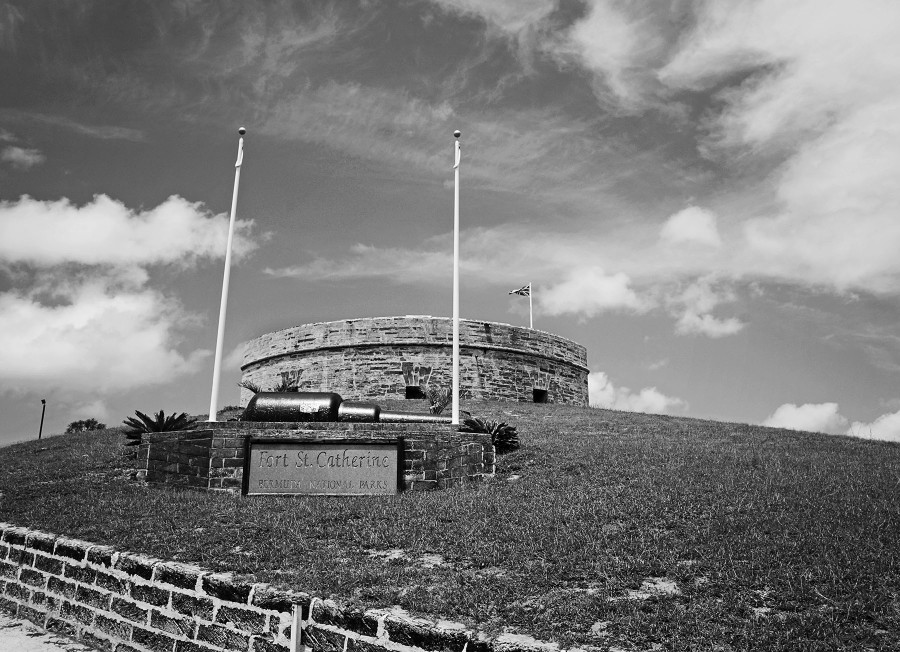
[540,267,649,317]
[0,279,208,394]
[0,193,261,400]
[427,0,556,34]
[657,0,900,295]
[660,206,721,248]
[588,370,686,415]
[762,402,849,435]
[265,243,452,284]
[0,194,257,268]
[668,277,744,338]
[7,113,146,141]
[70,399,110,422]
[224,342,247,371]
[1,145,44,169]
[765,402,900,443]
[848,411,900,443]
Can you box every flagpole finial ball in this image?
[454,130,461,138]
[238,127,247,135]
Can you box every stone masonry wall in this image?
[140,423,495,493]
[0,522,571,652]
[241,317,589,407]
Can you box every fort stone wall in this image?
[241,316,589,407]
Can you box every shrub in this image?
[425,385,452,415]
[272,378,300,392]
[65,418,107,434]
[459,416,520,453]
[122,410,196,446]
[237,380,261,394]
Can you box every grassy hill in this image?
[1,401,898,650]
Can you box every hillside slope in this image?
[1,402,898,650]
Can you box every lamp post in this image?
[38,399,46,440]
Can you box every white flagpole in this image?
[452,130,461,425]
[529,282,533,329]
[208,127,246,422]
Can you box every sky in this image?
[1,0,900,445]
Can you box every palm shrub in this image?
[272,377,300,392]
[122,410,196,446]
[425,385,452,415]
[459,416,520,454]
[237,380,261,394]
[65,418,106,434]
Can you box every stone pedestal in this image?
[138,421,494,493]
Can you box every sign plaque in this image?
[245,439,401,495]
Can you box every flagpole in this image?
[529,281,533,329]
[451,130,461,426]
[208,127,246,422]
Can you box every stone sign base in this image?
[135,421,494,493]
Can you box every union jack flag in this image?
[508,283,531,297]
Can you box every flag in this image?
[508,283,531,297]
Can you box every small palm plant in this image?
[425,385,452,415]
[123,410,196,446]
[238,380,262,394]
[272,377,300,392]
[458,416,520,453]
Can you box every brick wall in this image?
[141,423,495,493]
[0,523,566,652]
[241,317,589,407]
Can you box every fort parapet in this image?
[241,316,589,406]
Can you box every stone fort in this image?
[241,316,589,406]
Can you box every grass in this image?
[1,400,899,651]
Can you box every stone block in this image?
[115,553,158,581]
[96,613,133,640]
[63,563,96,584]
[75,583,111,610]
[19,567,46,589]
[2,528,26,546]
[151,607,196,637]
[216,604,267,632]
[171,591,215,620]
[53,538,90,562]
[249,636,291,652]
[251,586,310,614]
[47,576,78,599]
[110,596,149,623]
[154,561,203,590]
[131,582,170,607]
[6,582,30,601]
[45,615,79,638]
[60,599,95,626]
[197,623,252,651]
[17,604,47,627]
[95,569,130,594]
[0,561,17,579]
[25,531,56,553]
[175,641,223,652]
[311,600,378,636]
[7,548,34,567]
[201,573,253,604]
[132,626,179,652]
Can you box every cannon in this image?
[242,392,451,424]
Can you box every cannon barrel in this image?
[337,401,381,423]
[242,391,452,424]
[243,392,342,422]
[380,410,452,424]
